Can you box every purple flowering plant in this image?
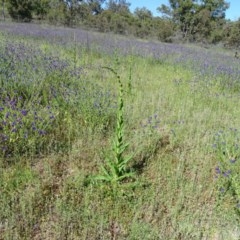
[0,33,117,159]
[212,128,240,213]
[0,91,57,157]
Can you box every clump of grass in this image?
[213,128,240,217]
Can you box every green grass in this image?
[0,27,240,239]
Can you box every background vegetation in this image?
[0,0,240,48]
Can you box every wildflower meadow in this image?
[0,21,240,239]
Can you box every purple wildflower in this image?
[21,109,28,116]
[230,158,237,164]
[215,166,221,174]
[11,128,17,133]
[5,112,10,118]
[38,130,46,136]
[223,170,231,177]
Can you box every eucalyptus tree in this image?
[134,7,153,21]
[199,0,229,18]
[105,0,130,14]
[33,0,50,19]
[86,0,105,15]
[157,0,229,40]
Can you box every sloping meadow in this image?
[1,22,240,239]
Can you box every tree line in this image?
[1,0,240,48]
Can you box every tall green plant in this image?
[94,67,135,184]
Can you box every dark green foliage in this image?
[46,0,68,25]
[153,18,174,42]
[7,0,33,21]
[32,0,50,20]
[224,19,240,49]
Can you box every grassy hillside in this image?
[0,22,240,239]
